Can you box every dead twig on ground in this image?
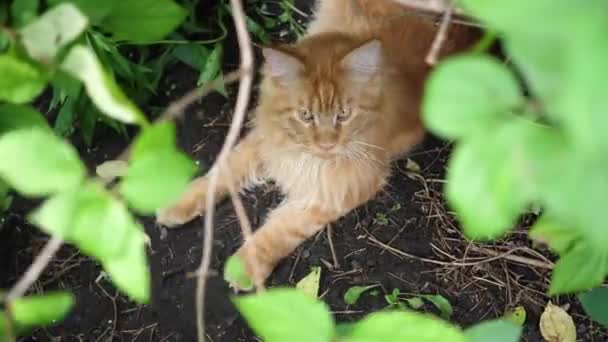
[195,0,254,341]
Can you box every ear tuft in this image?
[341,40,383,81]
[263,48,303,85]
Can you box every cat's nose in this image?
[318,142,337,151]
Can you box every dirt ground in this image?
[2,1,607,341]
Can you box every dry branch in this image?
[195,0,254,341]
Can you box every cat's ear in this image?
[340,40,383,82]
[263,48,303,85]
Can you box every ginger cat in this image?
[157,0,479,288]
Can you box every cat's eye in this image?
[336,108,351,122]
[297,109,314,123]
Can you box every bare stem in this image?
[196,0,254,340]
[5,236,63,301]
[425,4,454,65]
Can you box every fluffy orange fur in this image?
[156,0,479,288]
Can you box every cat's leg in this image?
[229,202,340,289]
[156,131,263,227]
[230,172,388,289]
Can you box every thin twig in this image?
[117,70,242,162]
[425,3,454,65]
[196,0,254,340]
[326,224,340,269]
[390,0,462,15]
[5,236,63,301]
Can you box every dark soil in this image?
[2,2,607,341]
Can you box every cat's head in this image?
[257,35,389,159]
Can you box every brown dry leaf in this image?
[96,160,128,183]
[540,302,576,342]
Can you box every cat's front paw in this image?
[155,195,204,228]
[224,243,273,291]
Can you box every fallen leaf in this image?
[296,266,321,298]
[540,302,576,342]
[421,294,453,319]
[406,158,421,173]
[404,297,424,309]
[343,285,380,305]
[96,160,128,182]
[504,306,527,326]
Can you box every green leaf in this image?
[445,130,527,240]
[529,215,579,255]
[423,55,523,140]
[100,0,186,43]
[465,320,522,342]
[30,182,133,259]
[420,294,453,319]
[197,42,222,87]
[296,266,321,298]
[120,123,196,213]
[233,288,334,342]
[120,150,196,213]
[347,311,466,342]
[61,45,146,125]
[503,306,526,326]
[102,224,150,303]
[10,0,39,27]
[0,128,85,196]
[19,3,88,62]
[0,55,46,104]
[578,287,608,327]
[130,121,176,159]
[48,0,117,23]
[404,297,424,309]
[0,104,50,136]
[172,44,209,70]
[224,255,253,291]
[30,183,150,302]
[78,102,99,146]
[53,96,76,137]
[10,292,74,329]
[344,285,380,305]
[550,240,608,294]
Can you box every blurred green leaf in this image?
[30,182,132,259]
[19,3,88,62]
[29,182,150,302]
[0,104,50,136]
[578,287,608,326]
[465,320,521,342]
[10,0,39,27]
[10,292,74,330]
[422,55,522,140]
[120,149,196,213]
[347,311,466,342]
[120,122,196,213]
[234,288,334,342]
[0,128,85,196]
[78,102,99,147]
[0,55,46,104]
[100,0,186,43]
[130,121,175,159]
[101,223,150,303]
[61,45,146,125]
[197,42,223,92]
[48,0,117,23]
